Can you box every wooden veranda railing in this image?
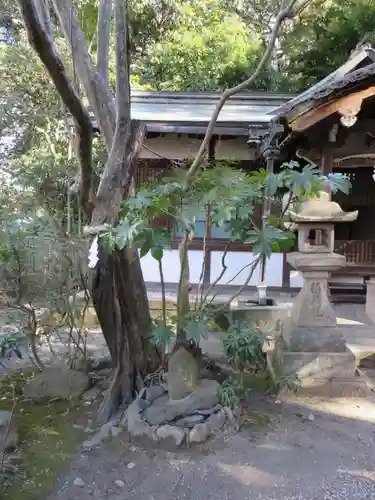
[334,240,375,265]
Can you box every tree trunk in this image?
[91,246,159,421]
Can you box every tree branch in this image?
[96,0,112,90]
[185,0,314,183]
[17,0,93,214]
[33,0,52,36]
[114,0,131,130]
[51,0,115,151]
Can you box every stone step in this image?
[288,375,373,398]
[357,368,375,392]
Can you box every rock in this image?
[82,386,102,402]
[110,425,122,437]
[145,384,166,403]
[189,409,226,444]
[144,379,220,426]
[82,422,120,450]
[194,405,221,416]
[206,409,226,433]
[151,394,169,407]
[0,411,18,452]
[155,425,186,446]
[167,347,199,400]
[95,377,111,391]
[115,480,125,488]
[189,423,210,443]
[138,398,151,411]
[73,477,85,488]
[127,462,136,469]
[89,356,113,371]
[71,354,90,373]
[24,366,90,401]
[126,392,153,439]
[174,414,205,428]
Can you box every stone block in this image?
[167,347,199,400]
[229,303,293,344]
[365,278,375,322]
[282,351,356,388]
[287,326,348,352]
[289,273,337,328]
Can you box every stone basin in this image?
[229,302,294,345]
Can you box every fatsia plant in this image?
[94,159,350,349]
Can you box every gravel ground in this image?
[49,392,375,500]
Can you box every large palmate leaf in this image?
[325,172,351,194]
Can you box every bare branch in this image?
[91,0,139,226]
[185,0,315,183]
[33,0,52,36]
[97,0,112,89]
[225,256,262,306]
[51,0,115,151]
[114,0,131,129]
[17,0,93,214]
[176,231,190,337]
[158,259,167,328]
[92,121,146,225]
[200,241,230,307]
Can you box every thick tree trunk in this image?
[91,246,159,420]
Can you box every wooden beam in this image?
[321,149,333,175]
[336,156,375,168]
[290,86,375,133]
[202,137,217,288]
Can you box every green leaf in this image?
[265,172,280,196]
[184,317,210,343]
[271,241,280,252]
[280,163,322,196]
[115,220,131,249]
[150,323,174,348]
[140,239,151,258]
[325,172,351,194]
[151,246,163,261]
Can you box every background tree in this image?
[134,0,280,91]
[282,0,375,91]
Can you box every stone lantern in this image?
[283,191,359,391]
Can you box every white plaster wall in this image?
[215,137,255,160]
[290,270,304,288]
[140,250,204,283]
[140,135,252,160]
[210,251,283,287]
[141,249,284,286]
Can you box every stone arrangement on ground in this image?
[125,377,227,447]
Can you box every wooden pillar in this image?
[202,137,217,287]
[320,148,333,176]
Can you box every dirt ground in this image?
[48,391,375,500]
[2,301,375,499]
